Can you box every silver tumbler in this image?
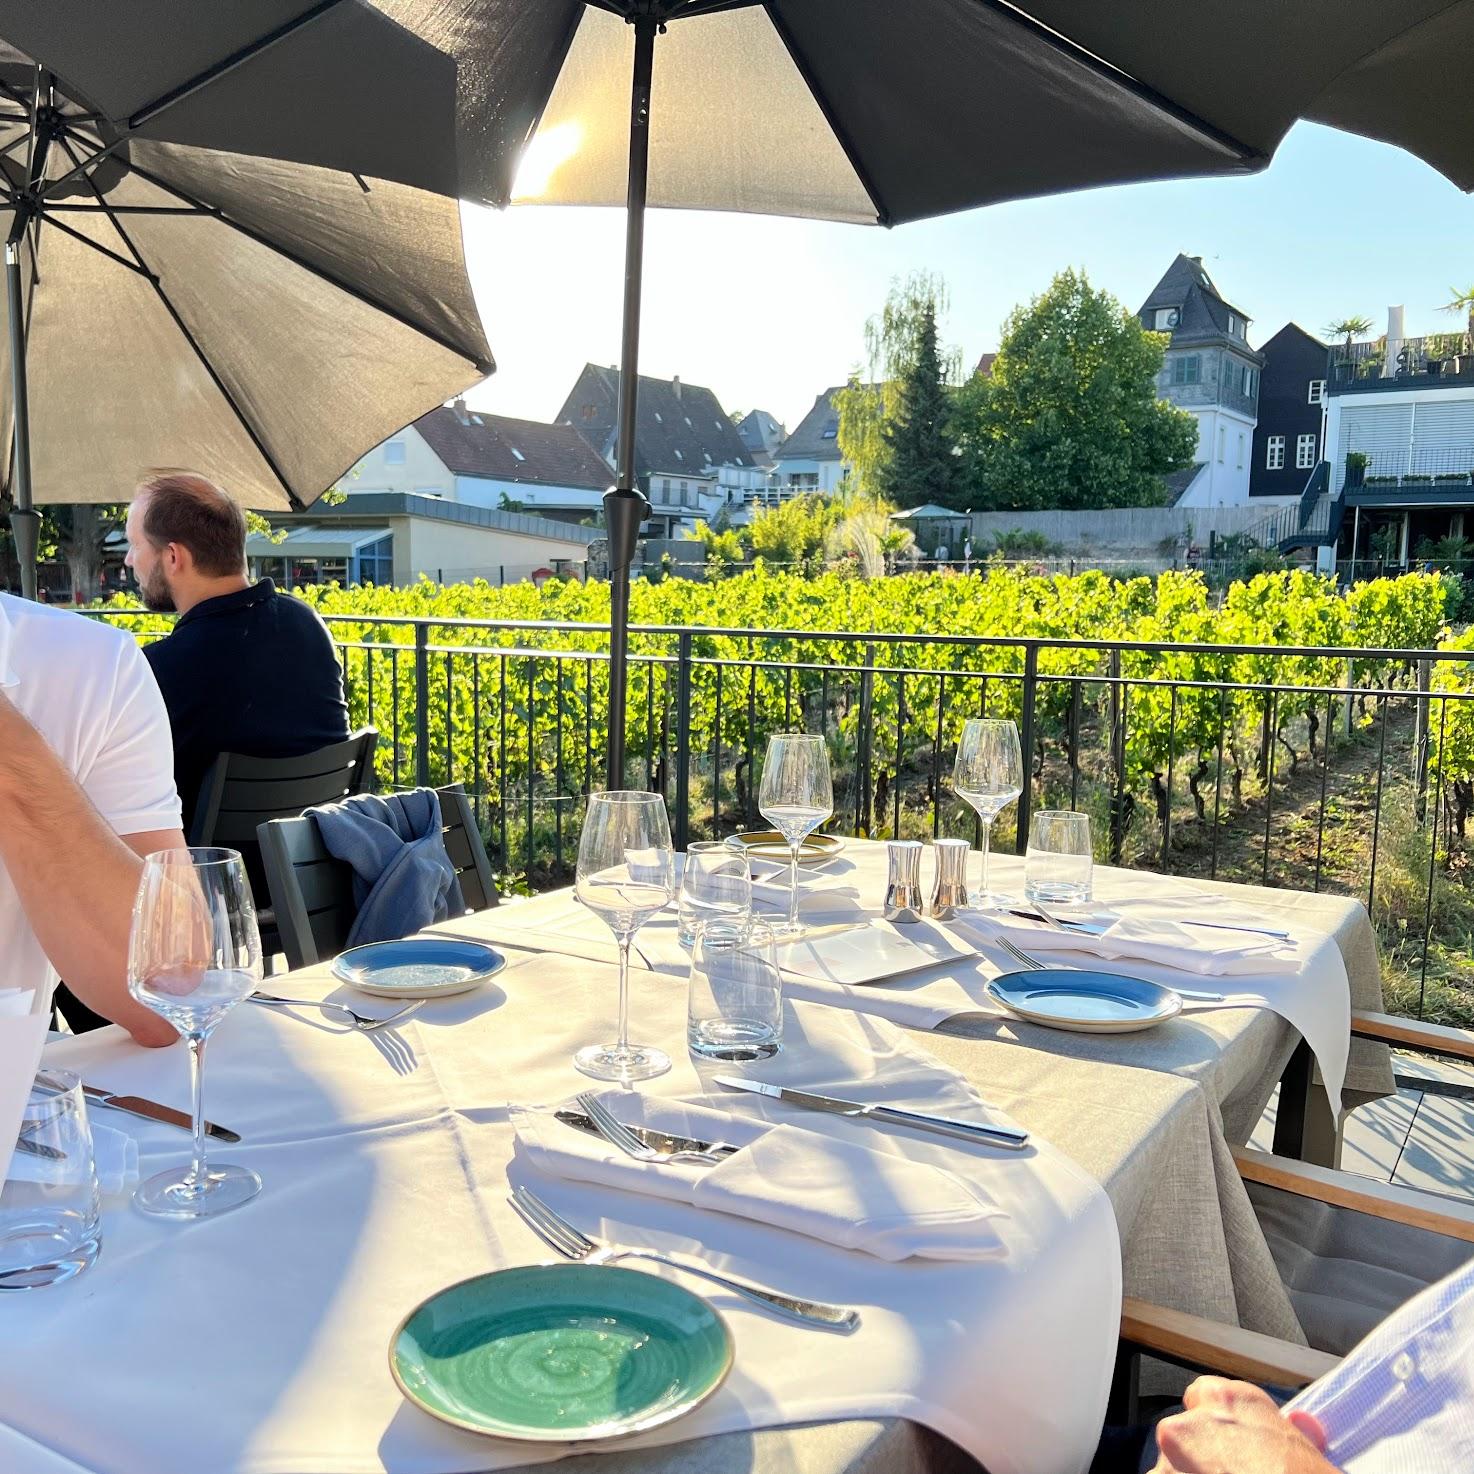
[930,838,970,920]
[883,840,924,923]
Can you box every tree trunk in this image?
[62,504,107,604]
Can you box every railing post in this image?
[1015,643,1038,853]
[1109,648,1126,865]
[857,642,877,835]
[1414,656,1432,821]
[674,632,693,848]
[413,621,431,788]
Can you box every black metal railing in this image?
[92,609,1474,1023]
[1329,332,1474,391]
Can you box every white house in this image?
[772,386,851,494]
[1138,255,1263,508]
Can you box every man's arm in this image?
[0,693,182,1046]
[1151,1379,1335,1474]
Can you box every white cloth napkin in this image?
[955,909,1300,977]
[9,1122,138,1197]
[513,1092,1007,1262]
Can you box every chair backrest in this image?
[257,784,497,969]
[190,730,378,899]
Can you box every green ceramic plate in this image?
[390,1264,733,1442]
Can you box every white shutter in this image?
[1336,403,1414,484]
[1410,399,1474,476]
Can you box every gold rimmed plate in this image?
[724,830,845,867]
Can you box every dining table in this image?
[2,839,1391,1474]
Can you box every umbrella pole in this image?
[603,12,657,791]
[5,236,38,601]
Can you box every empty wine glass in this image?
[574,791,676,1082]
[127,847,262,1220]
[952,719,1023,908]
[758,733,834,940]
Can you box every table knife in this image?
[82,1085,240,1144]
[714,1076,1029,1151]
[554,1109,739,1159]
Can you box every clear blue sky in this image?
[459,121,1474,434]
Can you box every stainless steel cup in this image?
[883,840,924,923]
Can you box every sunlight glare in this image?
[512,123,584,201]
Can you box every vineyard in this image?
[100,564,1474,1021]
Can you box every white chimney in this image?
[672,375,682,400]
[1385,306,1405,379]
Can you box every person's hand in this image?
[1150,1378,1336,1473]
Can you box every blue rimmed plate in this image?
[390,1263,733,1442]
[986,968,1182,1033]
[331,938,505,998]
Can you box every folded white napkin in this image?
[750,875,867,926]
[0,987,35,1018]
[955,910,1299,978]
[513,1092,1006,1262]
[8,1122,138,1197]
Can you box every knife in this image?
[714,1076,1029,1151]
[555,1109,739,1160]
[82,1085,241,1144]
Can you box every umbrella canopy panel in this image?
[0,121,492,511]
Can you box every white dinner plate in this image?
[985,968,1182,1033]
[332,938,506,998]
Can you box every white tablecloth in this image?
[7,950,1118,1474]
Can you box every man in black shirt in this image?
[124,470,350,833]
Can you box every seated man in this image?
[124,470,350,832]
[1100,1254,1474,1471]
[0,591,183,1044]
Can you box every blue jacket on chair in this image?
[307,790,464,946]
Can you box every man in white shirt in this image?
[0,593,184,1045]
[1114,1256,1474,1471]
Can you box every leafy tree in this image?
[966,268,1197,510]
[878,301,962,509]
[746,494,841,568]
[691,518,746,569]
[836,271,959,498]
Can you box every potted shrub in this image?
[1345,452,1369,489]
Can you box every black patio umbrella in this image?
[0,29,491,599]
[358,0,1474,789]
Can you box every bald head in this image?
[125,470,249,614]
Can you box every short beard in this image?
[139,571,176,613]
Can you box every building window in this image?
[1296,434,1317,470]
[1217,426,1226,462]
[384,440,406,465]
[1228,314,1243,338]
[1154,307,1180,330]
[1237,433,1245,469]
[355,535,394,587]
[1170,355,1201,386]
[1308,380,1325,405]
[821,427,837,439]
[510,447,526,461]
[1266,436,1285,470]
[1239,365,1257,398]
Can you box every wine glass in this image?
[127,847,262,1219]
[951,719,1023,908]
[574,791,676,1082]
[758,733,834,940]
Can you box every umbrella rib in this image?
[759,0,892,225]
[66,160,302,509]
[970,0,1261,163]
[123,156,493,375]
[34,211,152,277]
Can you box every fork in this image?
[509,1185,859,1332]
[249,991,426,1032]
[993,936,1224,1003]
[576,1092,736,1167]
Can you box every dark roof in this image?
[311,492,599,543]
[1163,464,1206,505]
[1258,322,1327,356]
[555,365,754,482]
[737,409,785,463]
[974,352,997,378]
[414,405,612,490]
[776,385,848,461]
[1139,254,1254,349]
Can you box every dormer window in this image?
[1228,314,1244,338]
[1154,308,1180,331]
[510,447,526,461]
[673,448,683,461]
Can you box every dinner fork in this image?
[576,1091,736,1167]
[508,1185,859,1332]
[993,936,1224,1003]
[249,991,426,1032]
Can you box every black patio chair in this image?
[256,785,497,969]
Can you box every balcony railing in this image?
[1341,448,1474,495]
[91,609,1474,1024]
[1329,333,1474,391]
